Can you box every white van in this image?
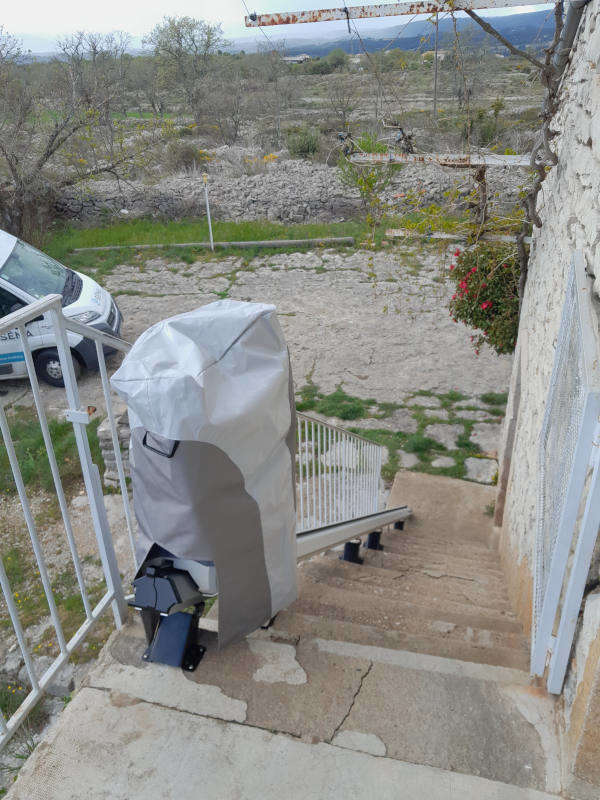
[0,229,122,386]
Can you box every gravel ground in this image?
[107,243,512,400]
[1,242,511,411]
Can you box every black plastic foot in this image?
[182,643,206,672]
[394,520,405,530]
[365,530,384,551]
[340,540,363,564]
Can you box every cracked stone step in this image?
[272,611,530,671]
[316,552,513,611]
[318,547,516,619]
[304,560,523,632]
[380,532,501,564]
[321,548,512,600]
[356,544,508,580]
[292,578,529,658]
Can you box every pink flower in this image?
[454,248,461,257]
[449,264,455,271]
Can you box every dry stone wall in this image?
[56,157,524,225]
[97,402,130,487]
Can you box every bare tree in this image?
[144,16,225,120]
[0,29,166,238]
[252,46,297,148]
[204,60,255,146]
[326,74,360,129]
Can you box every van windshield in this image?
[0,240,67,299]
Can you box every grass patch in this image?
[46,219,369,264]
[480,392,508,406]
[44,213,458,286]
[0,408,104,498]
[296,383,378,421]
[404,433,440,453]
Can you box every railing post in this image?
[47,306,127,628]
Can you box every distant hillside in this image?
[279,10,555,57]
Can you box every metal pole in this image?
[433,12,439,118]
[203,173,214,252]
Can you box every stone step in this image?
[356,545,507,580]
[309,556,511,611]
[361,548,508,600]
[273,609,530,671]
[380,530,500,563]
[311,558,521,630]
[292,576,529,664]
[348,543,507,582]
[387,471,497,546]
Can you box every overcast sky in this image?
[5,0,551,50]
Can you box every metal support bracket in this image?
[341,539,364,564]
[64,408,91,425]
[365,530,384,550]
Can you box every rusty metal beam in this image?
[348,151,531,168]
[245,0,551,27]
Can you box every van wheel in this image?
[34,349,82,388]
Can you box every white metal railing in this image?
[296,412,382,532]
[532,253,600,693]
[0,294,134,749]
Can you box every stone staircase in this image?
[272,470,530,672]
[6,471,561,800]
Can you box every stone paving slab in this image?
[465,457,499,484]
[425,423,465,449]
[471,422,504,455]
[6,686,560,800]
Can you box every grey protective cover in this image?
[111,300,298,646]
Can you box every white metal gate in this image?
[532,252,600,693]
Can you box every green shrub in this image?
[286,127,320,158]
[355,132,387,154]
[448,243,520,355]
[164,140,210,172]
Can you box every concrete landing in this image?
[7,684,559,800]
[6,616,561,799]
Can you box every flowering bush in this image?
[448,243,520,355]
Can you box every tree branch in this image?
[464,9,546,72]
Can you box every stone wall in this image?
[495,2,600,794]
[97,402,130,487]
[56,157,523,226]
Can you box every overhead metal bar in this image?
[245,0,550,27]
[349,151,531,167]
